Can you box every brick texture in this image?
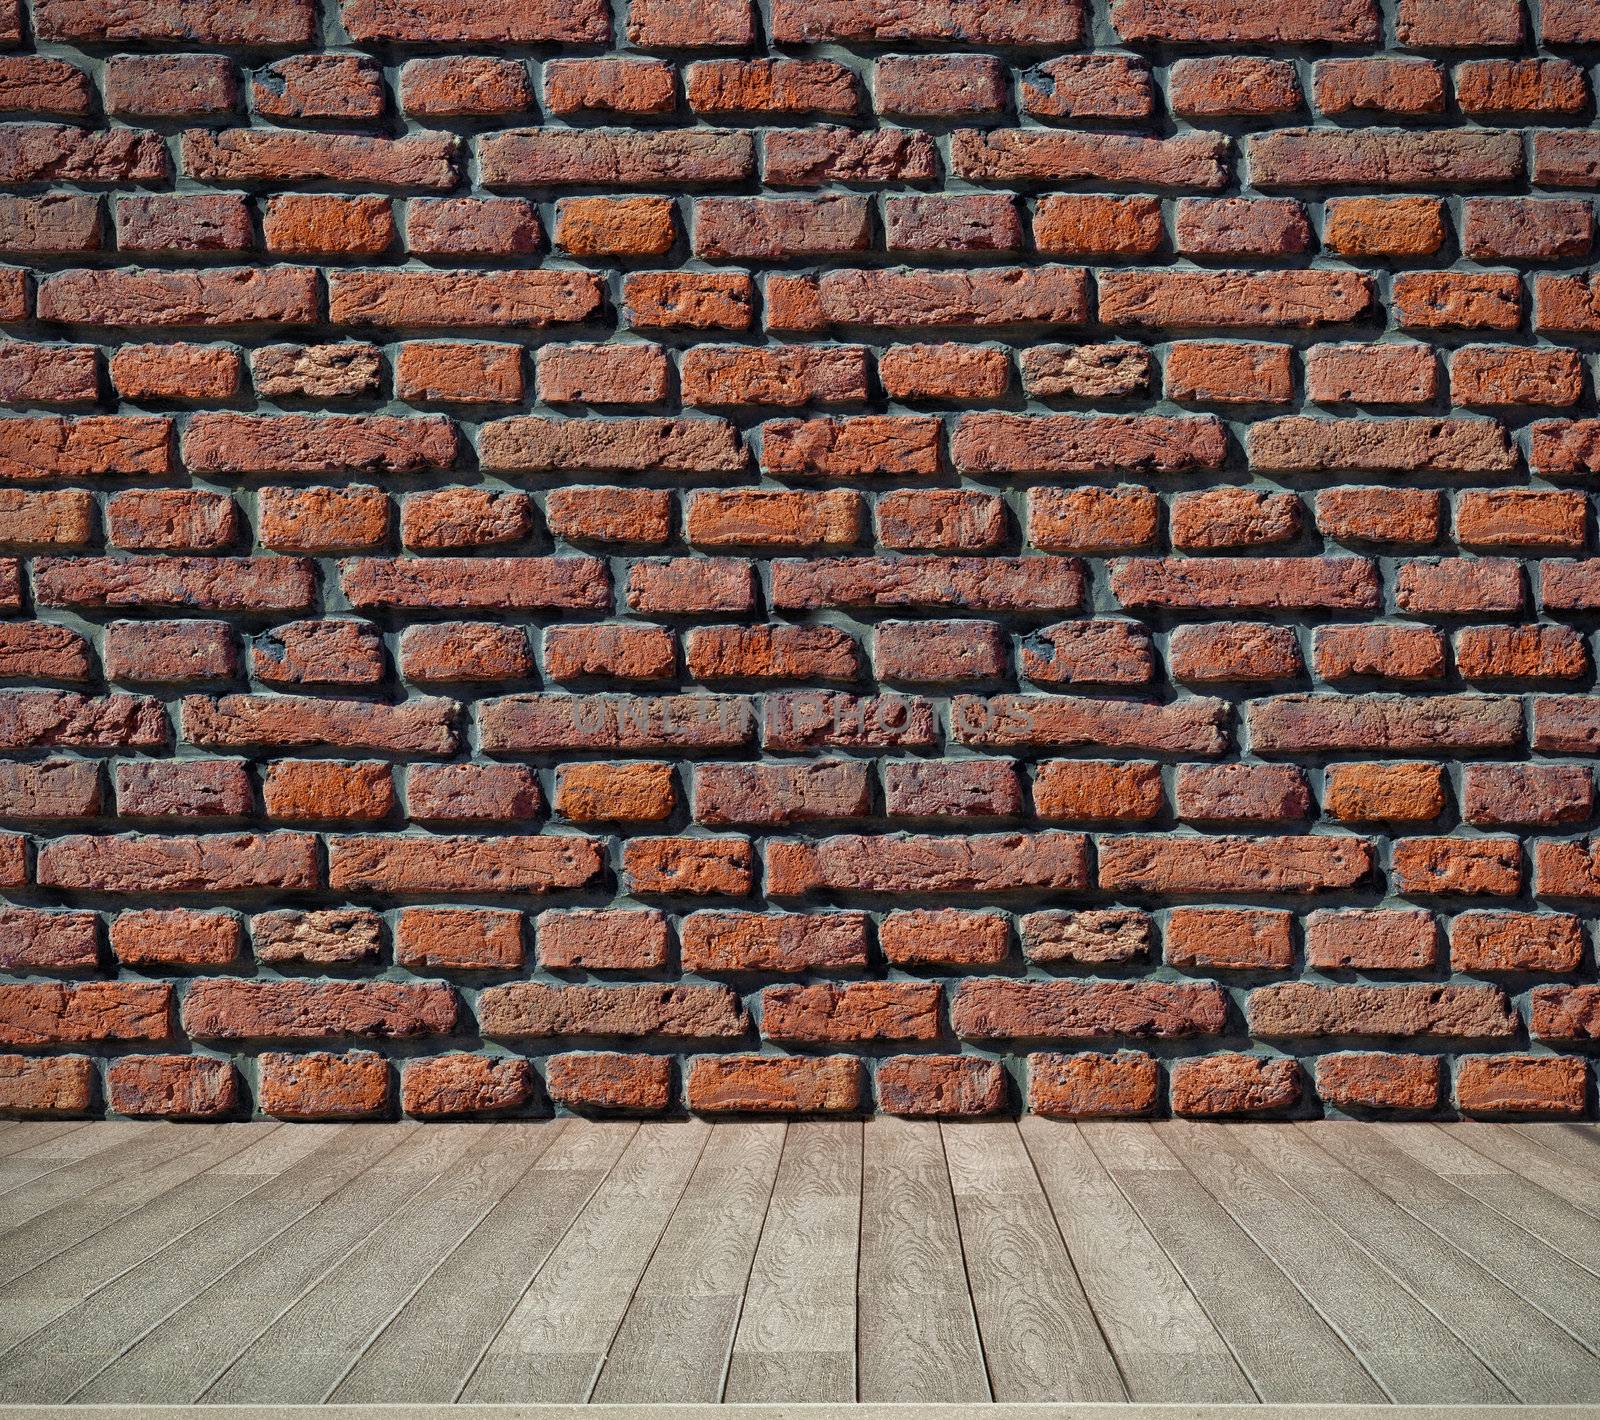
[0,0,1595,1122]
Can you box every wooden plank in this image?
[1080,1122,1386,1405]
[942,1121,1125,1402]
[202,1123,560,1404]
[1440,1123,1600,1219]
[1384,1125,1600,1276]
[0,1124,332,1357]
[1510,1122,1600,1170]
[1018,1118,1254,1404]
[0,1122,94,1163]
[0,1124,274,1290]
[460,1120,710,1405]
[856,1116,989,1404]
[329,1121,637,1405]
[0,1125,153,1194]
[0,1123,181,1223]
[1163,1122,1510,1404]
[1242,1123,1600,1405]
[724,1121,861,1404]
[64,1123,476,1405]
[591,1122,786,1404]
[1302,1122,1600,1357]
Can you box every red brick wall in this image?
[0,0,1596,1123]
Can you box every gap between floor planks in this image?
[0,1121,1596,1407]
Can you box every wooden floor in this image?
[0,1118,1596,1408]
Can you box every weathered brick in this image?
[1249,983,1515,1040]
[1028,1051,1159,1118]
[1317,1053,1441,1113]
[768,831,1089,896]
[0,1054,95,1117]
[687,1055,860,1115]
[538,909,668,972]
[258,1052,389,1120]
[1171,1055,1301,1117]
[402,1055,531,1117]
[1166,908,1293,972]
[396,907,524,972]
[681,911,869,973]
[1456,1056,1586,1118]
[107,1055,237,1120]
[879,1056,1006,1118]
[547,1053,670,1113]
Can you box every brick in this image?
[396,907,524,972]
[1317,1053,1441,1113]
[0,758,100,819]
[37,556,313,614]
[1171,1055,1300,1117]
[1323,197,1447,258]
[626,0,753,46]
[538,344,666,405]
[0,1055,94,1117]
[680,911,870,973]
[1457,625,1586,682]
[39,267,319,329]
[112,344,242,403]
[117,759,252,820]
[181,130,456,190]
[260,762,393,824]
[538,910,668,971]
[1306,907,1438,971]
[1099,834,1372,895]
[761,417,939,478]
[0,982,172,1047]
[1252,417,1515,474]
[258,486,387,555]
[1456,1056,1586,1118]
[688,59,857,116]
[402,58,532,117]
[1033,761,1164,823]
[625,273,753,331]
[1020,55,1151,119]
[1395,559,1524,616]
[1313,59,1444,115]
[884,759,1021,818]
[1113,557,1379,612]
[263,195,393,256]
[1166,908,1293,972]
[402,1055,531,1116]
[481,128,751,189]
[185,980,454,1041]
[1391,836,1523,896]
[685,625,860,682]
[1530,985,1600,1039]
[328,834,601,895]
[622,835,752,895]
[687,1056,860,1115]
[1311,622,1437,686]
[0,123,170,184]
[544,624,674,682]
[953,695,1226,755]
[1250,129,1522,189]
[1309,345,1437,407]
[1397,0,1522,45]
[480,693,754,754]
[695,760,870,826]
[1462,764,1592,827]
[408,198,540,259]
[1249,982,1515,1040]
[1458,60,1586,116]
[1099,270,1372,329]
[479,983,743,1040]
[1450,911,1584,974]
[887,195,1023,255]
[1324,763,1446,824]
[254,54,384,120]
[767,831,1089,896]
[951,130,1227,189]
[1021,621,1155,687]
[1249,693,1520,753]
[0,194,100,255]
[406,764,540,823]
[0,56,91,115]
[329,270,600,331]
[771,0,1082,43]
[0,907,98,972]
[402,489,533,551]
[955,980,1227,1042]
[1452,349,1584,409]
[547,1053,670,1113]
[1394,273,1524,332]
[1175,200,1310,260]
[1111,0,1377,42]
[555,761,675,822]
[762,982,940,1043]
[877,56,1007,118]
[108,1056,237,1119]
[1170,59,1301,118]
[258,1052,389,1120]
[1034,196,1161,257]
[879,1056,1005,1118]
[880,345,1008,404]
[340,0,609,42]
[1029,486,1158,552]
[104,622,237,685]
[880,909,1009,968]
[1023,909,1151,966]
[1176,764,1311,825]
[104,55,238,117]
[1028,1051,1158,1118]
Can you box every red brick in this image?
[1176,764,1311,825]
[1034,196,1161,257]
[544,624,674,682]
[105,55,237,117]
[1114,557,1378,612]
[402,1055,531,1116]
[1021,55,1152,119]
[1251,129,1522,190]
[555,761,675,822]
[1171,1055,1300,1117]
[1452,349,1584,409]
[1033,761,1164,823]
[479,982,743,1040]
[1317,1053,1441,1113]
[406,763,541,823]
[951,130,1227,190]
[954,980,1227,1042]
[627,0,754,46]
[258,1051,389,1120]
[1099,270,1372,329]
[1314,59,1444,116]
[1458,60,1586,116]
[681,911,869,974]
[547,488,672,546]
[768,831,1088,896]
[1450,912,1585,974]
[1021,621,1155,686]
[688,1056,860,1115]
[401,488,533,550]
[108,1055,237,1119]
[880,909,1009,968]
[396,908,525,972]
[1307,344,1437,405]
[878,1057,1005,1118]
[1456,1056,1586,1118]
[263,195,393,256]
[1172,488,1299,549]
[1250,982,1515,1040]
[1028,1051,1158,1118]
[538,910,669,971]
[1166,908,1293,972]
[538,344,667,405]
[1023,909,1151,967]
[876,56,1007,117]
[1307,908,1438,971]
[1315,488,1442,547]
[185,980,455,1042]
[402,57,532,117]
[1324,762,1447,823]
[0,982,172,1047]
[548,1053,670,1113]
[1462,764,1592,827]
[329,834,602,895]
[340,0,608,41]
[0,1055,94,1117]
[1171,58,1301,117]
[771,0,1082,44]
